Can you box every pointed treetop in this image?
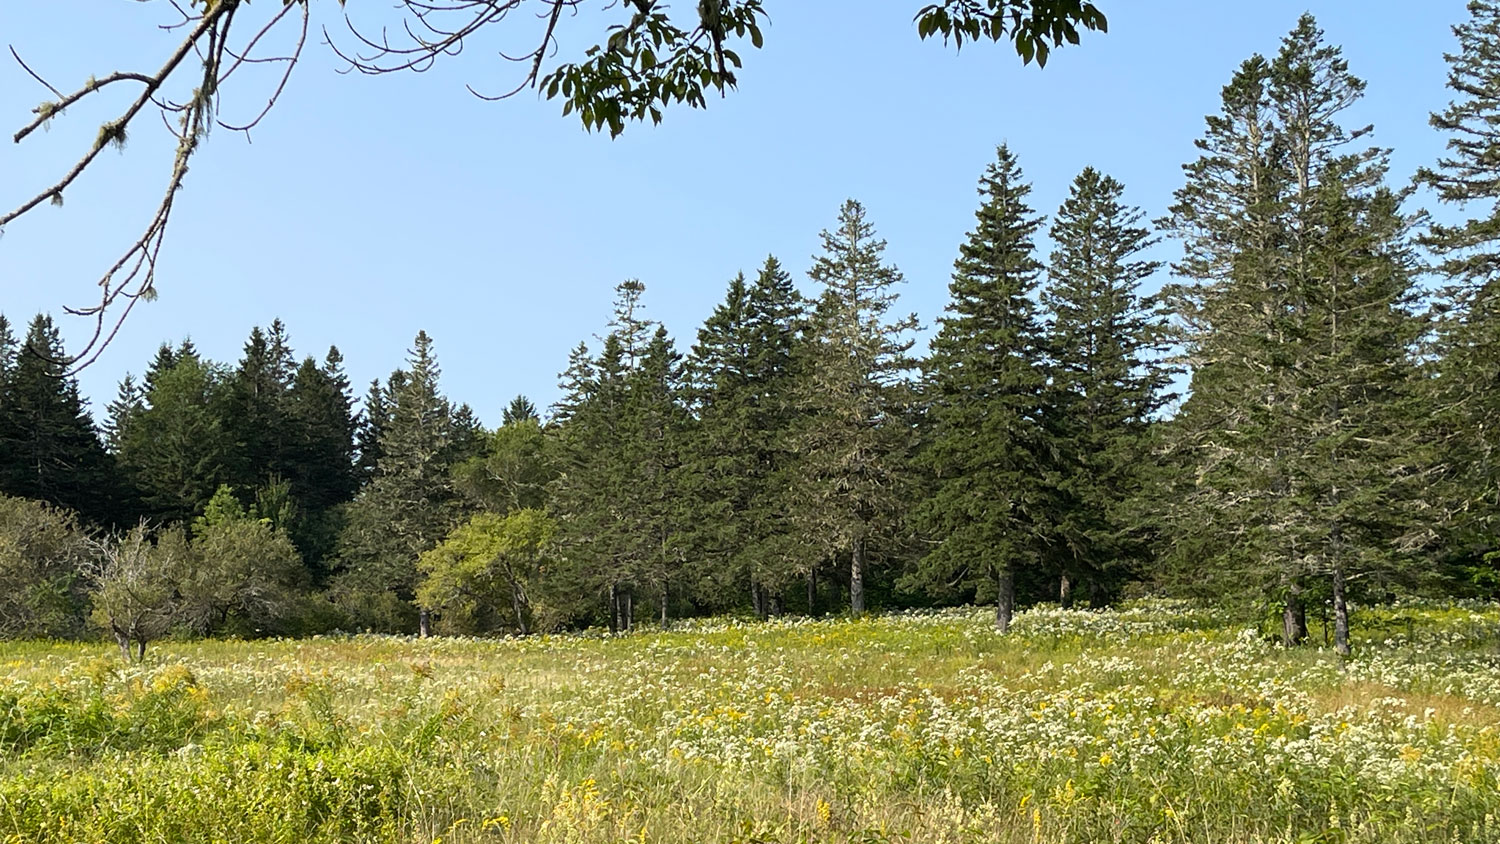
[503,395,540,426]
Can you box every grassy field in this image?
[3,600,1500,843]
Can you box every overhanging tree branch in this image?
[4,0,1107,372]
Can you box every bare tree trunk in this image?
[511,586,529,636]
[768,594,783,617]
[418,608,431,638]
[996,567,1015,633]
[1282,589,1308,647]
[134,638,146,662]
[660,585,669,629]
[806,568,817,616]
[624,589,634,632]
[751,580,766,620]
[850,535,866,617]
[1332,564,1351,657]
[114,628,132,662]
[1059,574,1073,609]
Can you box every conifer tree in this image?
[224,324,297,491]
[502,395,540,426]
[789,200,917,616]
[354,379,390,487]
[103,375,145,456]
[912,147,1052,631]
[0,316,15,383]
[682,259,807,615]
[283,348,359,576]
[1161,16,1424,651]
[0,315,117,525]
[1041,168,1173,605]
[551,331,635,629]
[117,348,236,525]
[336,332,463,633]
[550,282,694,629]
[1417,0,1500,567]
[621,326,689,626]
[141,343,178,394]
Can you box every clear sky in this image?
[0,1,1468,425]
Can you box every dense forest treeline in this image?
[3,12,1500,657]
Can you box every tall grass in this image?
[3,601,1499,843]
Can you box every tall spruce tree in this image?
[621,326,689,627]
[354,378,390,487]
[682,271,757,612]
[336,332,462,633]
[0,315,117,525]
[912,147,1053,632]
[790,200,917,616]
[1417,0,1500,571]
[551,331,635,629]
[118,347,236,525]
[224,324,297,491]
[103,375,145,456]
[283,348,359,576]
[549,281,699,630]
[1041,168,1173,605]
[682,258,807,616]
[1161,15,1424,651]
[502,395,540,425]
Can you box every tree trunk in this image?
[1282,590,1308,647]
[1332,564,1351,657]
[511,585,529,636]
[134,638,146,662]
[660,584,668,630]
[624,589,634,632]
[806,568,817,616]
[850,535,866,617]
[768,594,783,617]
[751,580,766,620]
[418,609,431,638]
[1059,574,1073,609]
[114,628,132,662]
[996,567,1015,633]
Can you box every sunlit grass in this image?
[3,600,1500,843]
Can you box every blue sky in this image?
[0,1,1467,424]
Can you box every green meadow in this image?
[3,601,1500,844]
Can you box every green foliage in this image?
[550,282,690,630]
[4,603,1500,843]
[681,258,808,615]
[334,332,466,632]
[1417,0,1500,559]
[543,2,768,137]
[914,0,1108,65]
[116,346,236,525]
[1157,15,1426,650]
[87,525,186,660]
[453,417,553,515]
[0,663,215,758]
[0,494,91,639]
[914,146,1052,629]
[180,484,307,637]
[416,509,556,634]
[0,315,119,526]
[1040,167,1174,602]
[790,200,918,616]
[541,0,1108,137]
